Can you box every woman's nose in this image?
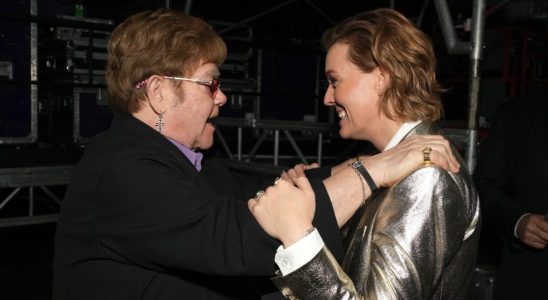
[323,86,334,106]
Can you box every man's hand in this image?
[517,214,548,249]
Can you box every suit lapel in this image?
[342,189,389,291]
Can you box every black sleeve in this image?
[309,177,344,262]
[305,166,331,180]
[305,166,343,261]
[200,157,266,201]
[202,159,343,263]
[94,155,279,276]
[474,107,525,240]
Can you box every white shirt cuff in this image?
[514,213,531,238]
[274,228,324,276]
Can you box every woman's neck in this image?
[369,119,404,151]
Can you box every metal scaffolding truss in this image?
[213,117,340,168]
[0,166,71,227]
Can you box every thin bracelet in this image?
[353,167,367,206]
[351,157,378,193]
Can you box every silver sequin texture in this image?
[272,122,481,300]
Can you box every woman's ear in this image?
[376,69,389,92]
[145,75,167,114]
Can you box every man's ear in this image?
[146,75,167,114]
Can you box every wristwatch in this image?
[351,159,378,193]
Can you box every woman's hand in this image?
[248,168,315,248]
[325,134,461,227]
[279,162,320,185]
[365,134,460,188]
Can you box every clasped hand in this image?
[248,135,461,247]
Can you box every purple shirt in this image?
[167,138,203,171]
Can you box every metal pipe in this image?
[29,186,34,216]
[433,0,471,54]
[470,0,486,61]
[417,0,431,27]
[466,129,479,174]
[468,62,481,130]
[237,127,243,160]
[283,130,308,164]
[255,49,263,122]
[214,127,235,160]
[246,130,269,162]
[274,130,280,166]
[183,0,193,14]
[317,133,323,166]
[30,0,38,143]
[0,214,58,228]
[0,188,21,211]
[40,186,63,205]
[219,0,298,34]
[465,0,486,174]
[303,0,335,24]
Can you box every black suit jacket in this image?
[474,94,548,299]
[52,114,341,299]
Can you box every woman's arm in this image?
[269,167,477,299]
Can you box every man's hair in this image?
[323,8,443,122]
[106,9,227,114]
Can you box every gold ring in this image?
[422,146,432,164]
[274,177,282,185]
[255,190,265,201]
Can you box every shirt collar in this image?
[167,138,203,171]
[383,120,422,152]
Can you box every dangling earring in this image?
[155,113,165,133]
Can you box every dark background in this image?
[1,0,547,299]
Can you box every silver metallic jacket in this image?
[272,122,481,299]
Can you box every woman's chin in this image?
[338,128,352,139]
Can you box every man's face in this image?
[162,62,226,150]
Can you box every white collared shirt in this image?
[275,121,422,275]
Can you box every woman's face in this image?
[324,43,388,143]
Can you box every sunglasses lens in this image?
[210,79,220,97]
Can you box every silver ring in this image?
[255,190,265,201]
[274,177,282,185]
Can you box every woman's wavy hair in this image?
[106,9,227,114]
[323,8,443,121]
